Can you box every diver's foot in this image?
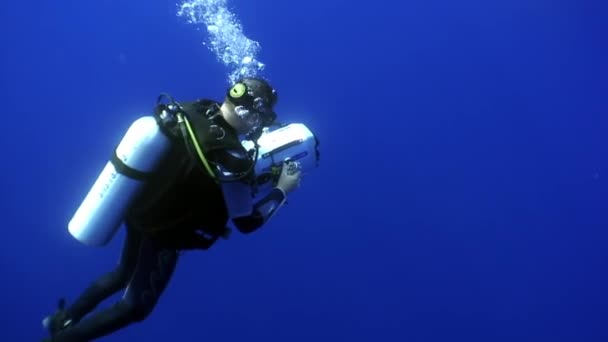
[42,298,73,337]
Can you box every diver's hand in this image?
[276,161,302,194]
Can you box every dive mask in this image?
[227,81,277,133]
[234,97,274,131]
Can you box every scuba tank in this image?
[68,115,172,246]
[221,122,320,218]
[67,91,320,246]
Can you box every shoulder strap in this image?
[153,95,256,183]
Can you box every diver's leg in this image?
[64,224,144,323]
[48,236,179,342]
[43,224,143,337]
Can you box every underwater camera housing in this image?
[221,122,320,218]
[246,123,320,188]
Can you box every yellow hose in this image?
[177,113,217,181]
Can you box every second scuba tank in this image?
[68,116,172,246]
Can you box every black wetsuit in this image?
[47,100,286,341]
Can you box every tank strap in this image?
[111,151,153,181]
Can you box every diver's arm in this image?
[232,187,288,234]
[232,161,301,234]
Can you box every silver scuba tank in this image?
[68,116,172,246]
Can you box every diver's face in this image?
[220,100,261,135]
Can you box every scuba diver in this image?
[42,77,314,341]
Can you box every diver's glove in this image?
[42,298,73,337]
[276,161,302,194]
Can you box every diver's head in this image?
[220,77,278,136]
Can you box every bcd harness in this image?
[119,93,261,244]
[154,93,262,184]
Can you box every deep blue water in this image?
[1,0,607,341]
